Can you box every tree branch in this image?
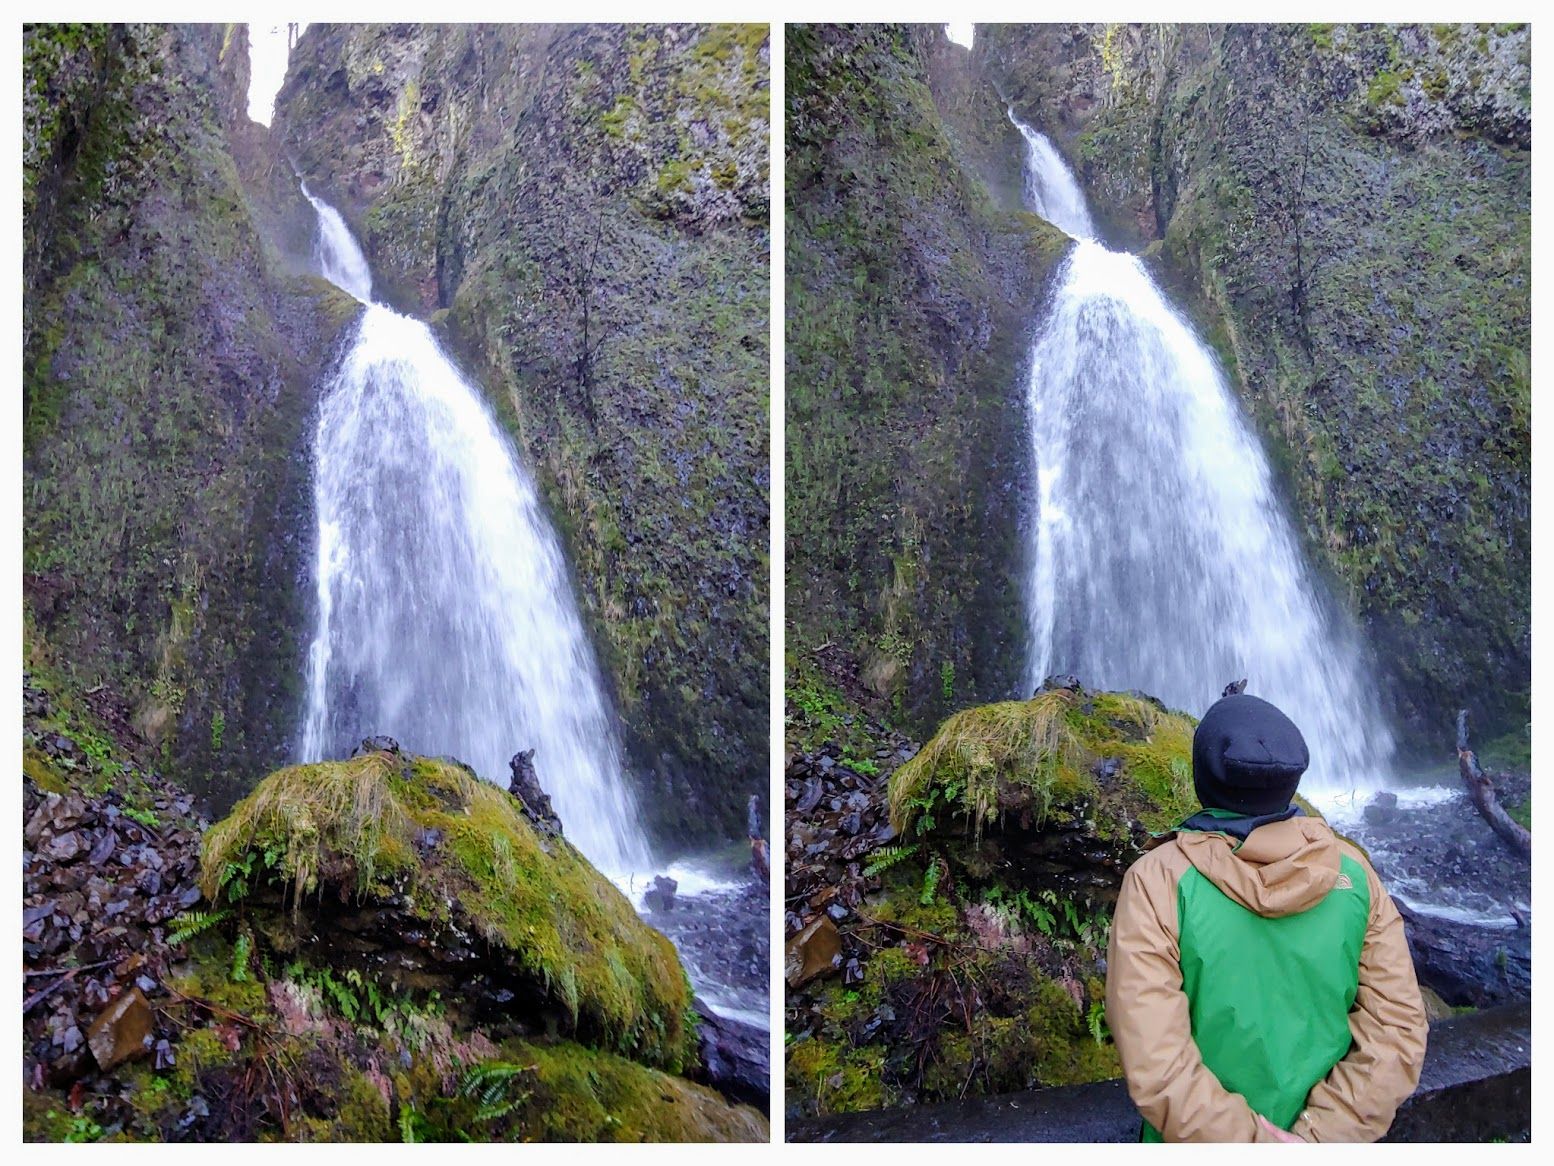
[1456,709,1530,857]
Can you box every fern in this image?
[862,843,920,876]
[167,908,231,945]
[460,1062,535,1123]
[230,932,252,983]
[1087,1000,1110,1046]
[920,857,942,905]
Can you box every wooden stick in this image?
[1456,710,1531,857]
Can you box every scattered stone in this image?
[644,875,678,913]
[86,988,155,1071]
[1364,790,1401,826]
[784,916,843,988]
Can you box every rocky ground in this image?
[784,659,1534,1125]
[23,675,206,1102]
[21,668,767,1142]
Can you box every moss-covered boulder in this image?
[201,750,694,1072]
[785,680,1197,1119]
[889,684,1199,894]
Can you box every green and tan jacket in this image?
[1106,813,1428,1142]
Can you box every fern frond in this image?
[167,908,232,945]
[861,843,920,877]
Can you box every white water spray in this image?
[1015,117,1395,796]
[296,192,650,876]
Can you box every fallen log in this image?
[1456,710,1530,858]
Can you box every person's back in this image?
[1105,693,1428,1142]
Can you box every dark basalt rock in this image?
[507,748,563,837]
[644,875,678,913]
[691,999,770,1113]
[1397,902,1531,1009]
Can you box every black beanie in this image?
[1191,694,1309,816]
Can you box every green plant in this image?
[61,1111,104,1143]
[940,660,955,703]
[230,931,252,983]
[210,707,225,752]
[121,803,159,829]
[841,755,879,777]
[1087,999,1110,1046]
[862,843,920,876]
[920,856,943,905]
[460,1061,536,1122]
[167,907,231,945]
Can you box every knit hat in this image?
[1191,694,1309,817]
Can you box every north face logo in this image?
[1334,873,1354,890]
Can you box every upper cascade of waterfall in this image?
[1011,115,1396,797]
[296,186,651,876]
[301,183,373,303]
[1009,114,1097,242]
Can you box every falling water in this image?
[296,191,650,876]
[1013,117,1395,797]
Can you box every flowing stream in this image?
[1012,115,1395,801]
[292,184,765,1025]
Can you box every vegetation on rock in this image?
[785,24,1070,739]
[785,673,1196,1119]
[202,751,695,1071]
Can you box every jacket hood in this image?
[1176,815,1341,918]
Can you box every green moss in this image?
[201,753,695,1070]
[23,747,70,794]
[889,687,1196,838]
[1367,70,1406,107]
[786,1038,887,1115]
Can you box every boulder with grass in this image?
[786,679,1200,1119]
[199,746,695,1071]
[887,680,1200,899]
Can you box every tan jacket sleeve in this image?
[1106,845,1286,1142]
[1290,849,1429,1142]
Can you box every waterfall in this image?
[300,184,372,302]
[1014,118,1395,798]
[296,190,651,876]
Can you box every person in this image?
[1105,692,1428,1142]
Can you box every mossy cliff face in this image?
[272,24,769,846]
[23,24,356,811]
[785,679,1196,1118]
[786,25,1070,738]
[978,22,1531,750]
